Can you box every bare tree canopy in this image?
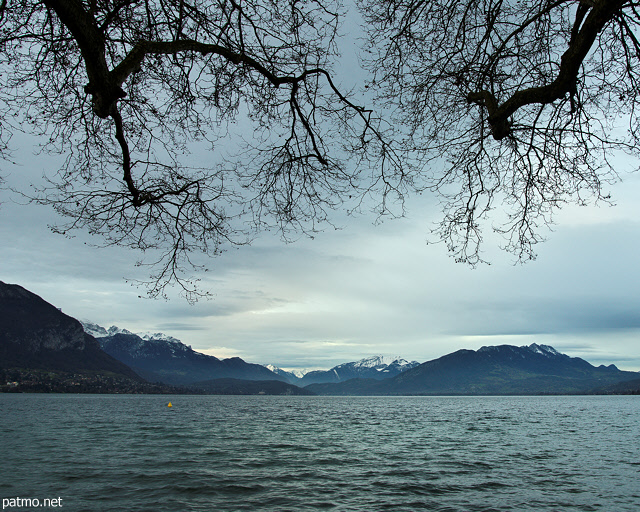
[360,0,640,264]
[3,0,638,299]
[0,0,404,299]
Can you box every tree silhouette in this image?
[4,0,636,297]
[0,0,404,299]
[360,0,639,264]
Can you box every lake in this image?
[1,394,639,511]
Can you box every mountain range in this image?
[266,356,420,385]
[305,344,640,395]
[84,323,420,387]
[83,322,285,386]
[1,280,639,395]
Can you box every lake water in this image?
[1,394,639,511]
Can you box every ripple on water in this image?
[2,395,640,512]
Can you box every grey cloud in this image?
[155,323,209,332]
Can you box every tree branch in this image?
[43,0,125,118]
[468,0,625,140]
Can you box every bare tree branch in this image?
[1,0,407,299]
[467,0,626,140]
[360,0,638,264]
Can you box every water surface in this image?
[1,394,639,511]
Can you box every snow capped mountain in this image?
[107,326,134,336]
[263,356,420,384]
[81,322,182,347]
[296,355,421,385]
[81,321,139,339]
[265,365,312,379]
[306,343,640,396]
[348,355,393,369]
[479,343,564,358]
[527,343,561,357]
[264,365,309,382]
[85,323,193,360]
[139,332,183,345]
[80,321,284,386]
[344,355,417,370]
[80,321,110,339]
[82,321,421,386]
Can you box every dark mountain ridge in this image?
[0,281,291,393]
[306,344,639,396]
[0,281,141,381]
[93,328,286,386]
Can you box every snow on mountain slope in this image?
[528,343,561,357]
[344,355,418,370]
[264,365,309,382]
[80,321,109,339]
[294,355,421,385]
[82,322,180,345]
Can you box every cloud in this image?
[154,323,209,332]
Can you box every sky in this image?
[2,154,640,372]
[2,8,640,373]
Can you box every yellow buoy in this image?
[167,402,172,408]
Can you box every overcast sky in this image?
[3,155,640,372]
[2,8,640,372]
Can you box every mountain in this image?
[86,323,287,386]
[263,365,307,383]
[82,322,184,346]
[0,281,141,381]
[306,344,640,395]
[296,355,420,386]
[5,281,636,396]
[81,321,111,338]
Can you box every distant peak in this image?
[478,345,517,353]
[81,321,138,340]
[350,355,417,369]
[80,321,108,338]
[81,322,181,345]
[263,365,310,378]
[527,344,561,356]
[139,332,182,345]
[107,325,134,336]
[477,344,562,357]
[352,355,386,368]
